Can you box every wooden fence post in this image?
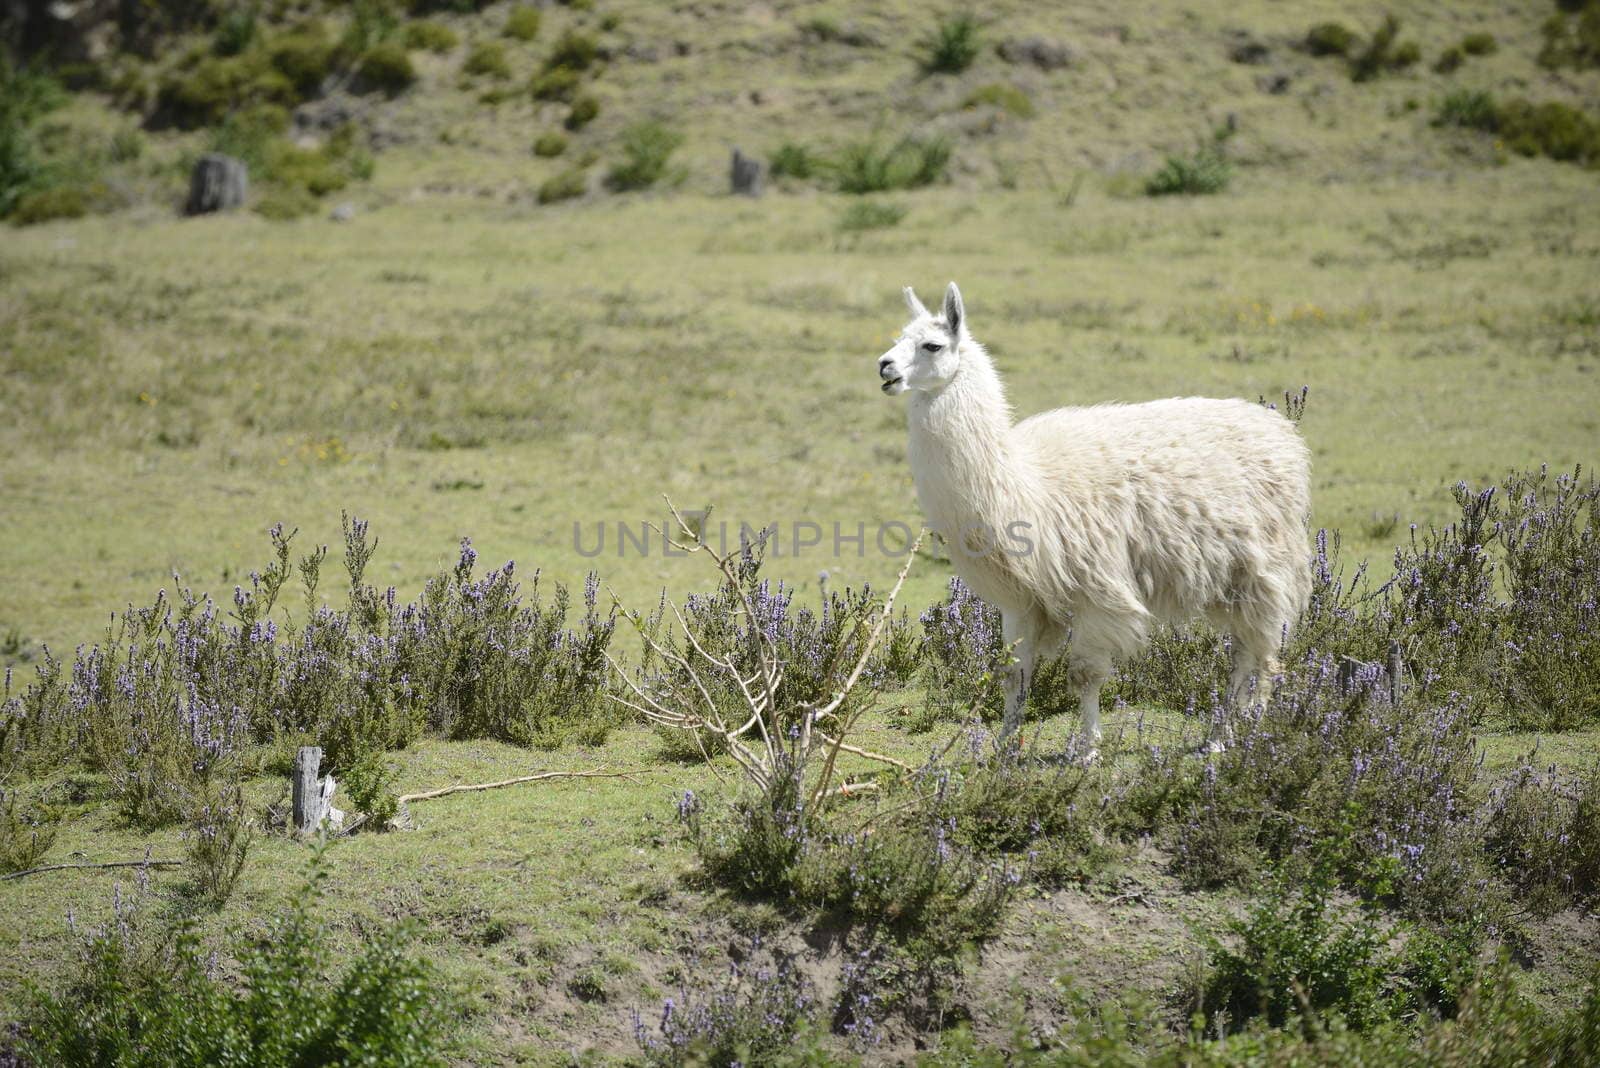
[1387,642,1405,706]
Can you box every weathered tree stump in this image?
[730,147,763,196]
[291,746,344,836]
[185,153,248,216]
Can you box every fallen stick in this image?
[396,766,629,805]
[1,858,182,882]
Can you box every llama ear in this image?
[943,282,964,336]
[903,286,928,318]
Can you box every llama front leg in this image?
[998,609,1037,744]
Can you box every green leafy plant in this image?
[1145,147,1230,196]
[533,131,568,157]
[403,19,459,53]
[0,788,55,873]
[605,121,684,191]
[1350,15,1420,82]
[1305,22,1357,57]
[922,13,981,74]
[503,5,542,41]
[832,134,950,193]
[343,746,402,828]
[768,141,818,180]
[463,41,511,79]
[356,42,418,95]
[564,94,600,131]
[23,847,447,1067]
[538,166,588,203]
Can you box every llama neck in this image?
[906,342,1031,531]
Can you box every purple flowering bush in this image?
[680,757,1022,958]
[913,467,1599,735]
[182,780,252,908]
[917,577,1006,724]
[1482,758,1600,919]
[651,541,888,737]
[632,950,817,1067]
[0,517,619,826]
[1168,653,1488,921]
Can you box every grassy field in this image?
[3,167,1597,664]
[3,0,1600,1063]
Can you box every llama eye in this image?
[921,342,943,352]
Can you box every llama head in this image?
[877,282,966,396]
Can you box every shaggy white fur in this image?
[878,283,1311,746]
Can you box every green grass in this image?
[2,169,1596,660]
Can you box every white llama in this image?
[878,283,1311,747]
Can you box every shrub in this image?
[1496,98,1600,166]
[918,576,1005,723]
[341,0,401,58]
[528,65,579,101]
[1434,89,1499,131]
[403,19,459,53]
[1202,876,1400,1032]
[768,141,818,180]
[1434,47,1464,74]
[183,782,251,908]
[356,42,418,95]
[0,61,64,219]
[1461,32,1497,56]
[546,30,600,71]
[462,40,511,79]
[1350,15,1420,82]
[533,131,568,157]
[1166,654,1485,925]
[682,765,1021,954]
[633,953,817,1067]
[832,134,951,193]
[254,184,320,219]
[1305,22,1357,57]
[8,184,91,225]
[268,23,338,97]
[504,5,541,41]
[213,6,258,57]
[564,93,600,130]
[22,850,447,1067]
[837,200,907,233]
[209,101,290,170]
[962,82,1033,118]
[157,56,293,129]
[343,746,402,828]
[537,167,588,203]
[922,12,981,74]
[2,520,617,807]
[0,788,54,873]
[1539,4,1600,70]
[1483,760,1600,918]
[605,120,684,191]
[1145,147,1230,196]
